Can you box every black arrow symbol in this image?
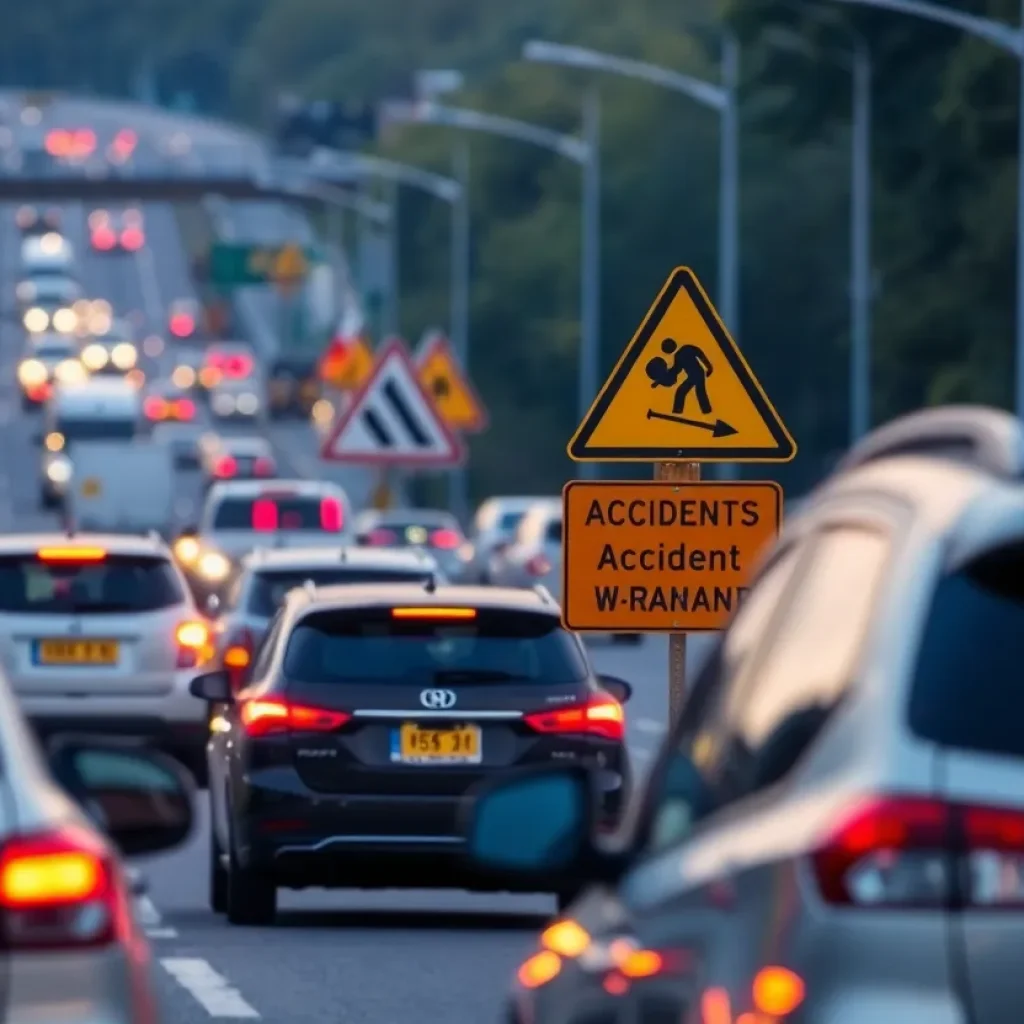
[647,409,738,438]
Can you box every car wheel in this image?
[225,823,276,926]
[209,820,227,914]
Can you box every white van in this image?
[39,379,140,508]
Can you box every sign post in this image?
[566,267,796,723]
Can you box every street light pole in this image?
[833,0,1024,418]
[449,139,472,521]
[850,40,872,440]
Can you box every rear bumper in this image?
[236,773,626,891]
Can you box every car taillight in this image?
[175,619,210,669]
[252,499,279,531]
[524,697,625,742]
[224,355,253,378]
[213,456,237,479]
[120,227,144,250]
[320,497,343,531]
[91,227,116,250]
[169,313,194,338]
[366,528,397,546]
[525,554,552,576]
[811,796,1024,908]
[223,627,255,692]
[430,529,462,550]
[174,398,196,421]
[143,396,168,420]
[0,824,130,950]
[253,457,275,477]
[240,698,351,738]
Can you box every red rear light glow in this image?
[45,130,69,157]
[320,497,343,531]
[811,796,1024,908]
[169,313,194,338]
[430,528,462,550]
[526,554,552,576]
[37,547,106,562]
[390,607,477,620]
[0,824,126,950]
[173,398,195,420]
[366,528,397,546]
[251,499,279,532]
[240,698,350,738]
[120,228,144,251]
[213,456,237,479]
[91,227,116,250]
[223,355,253,378]
[143,396,168,420]
[524,697,625,742]
[253,457,275,477]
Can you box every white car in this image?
[0,532,213,783]
[18,333,85,410]
[467,495,552,582]
[17,273,82,334]
[20,232,74,275]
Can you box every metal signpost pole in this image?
[449,140,472,525]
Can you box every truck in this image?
[67,441,177,537]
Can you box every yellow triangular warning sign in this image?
[415,331,488,433]
[568,268,796,463]
[335,338,375,390]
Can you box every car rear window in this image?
[247,568,433,617]
[55,417,137,444]
[0,554,184,614]
[545,520,563,543]
[283,608,587,684]
[212,496,345,532]
[498,511,525,531]
[908,543,1024,759]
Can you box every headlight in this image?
[111,342,136,369]
[15,281,35,302]
[236,392,259,415]
[52,307,76,333]
[23,308,48,332]
[54,359,85,383]
[197,551,231,581]
[172,365,196,389]
[17,359,47,387]
[46,457,72,484]
[81,343,108,369]
[44,431,64,452]
[212,392,236,415]
[173,536,201,566]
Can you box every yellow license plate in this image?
[36,639,119,665]
[396,723,481,763]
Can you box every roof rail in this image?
[837,406,1024,479]
[533,585,554,605]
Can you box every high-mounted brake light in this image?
[251,499,279,532]
[430,529,461,550]
[213,456,237,479]
[525,697,625,742]
[240,698,350,738]
[36,547,107,563]
[253,457,275,477]
[320,497,343,531]
[174,398,196,420]
[391,607,477,620]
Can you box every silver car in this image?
[463,404,1024,1024]
[208,545,442,689]
[0,532,213,784]
[466,495,551,583]
[353,507,472,581]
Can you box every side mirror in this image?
[204,593,221,617]
[46,737,194,856]
[598,675,633,704]
[463,765,605,882]
[189,669,233,702]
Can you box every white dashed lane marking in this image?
[161,958,261,1018]
[137,894,178,939]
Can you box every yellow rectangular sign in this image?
[561,480,782,632]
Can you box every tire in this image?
[225,823,276,926]
[209,825,227,914]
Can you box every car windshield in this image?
[56,417,137,444]
[212,495,345,532]
[908,542,1024,760]
[33,343,75,360]
[0,554,184,614]
[283,608,588,683]
[247,568,434,617]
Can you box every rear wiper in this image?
[433,669,518,682]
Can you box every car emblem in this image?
[420,688,457,710]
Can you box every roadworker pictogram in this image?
[568,267,796,462]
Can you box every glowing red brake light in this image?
[224,355,253,378]
[91,227,116,250]
[37,547,106,563]
[0,825,126,950]
[430,528,461,550]
[143,396,168,420]
[120,227,144,251]
[240,698,350,738]
[213,456,237,479]
[524,697,625,742]
[251,499,279,532]
[253,457,275,477]
[169,313,194,338]
[811,796,1024,908]
[320,497,343,531]
[173,398,195,420]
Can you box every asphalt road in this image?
[0,93,716,1023]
